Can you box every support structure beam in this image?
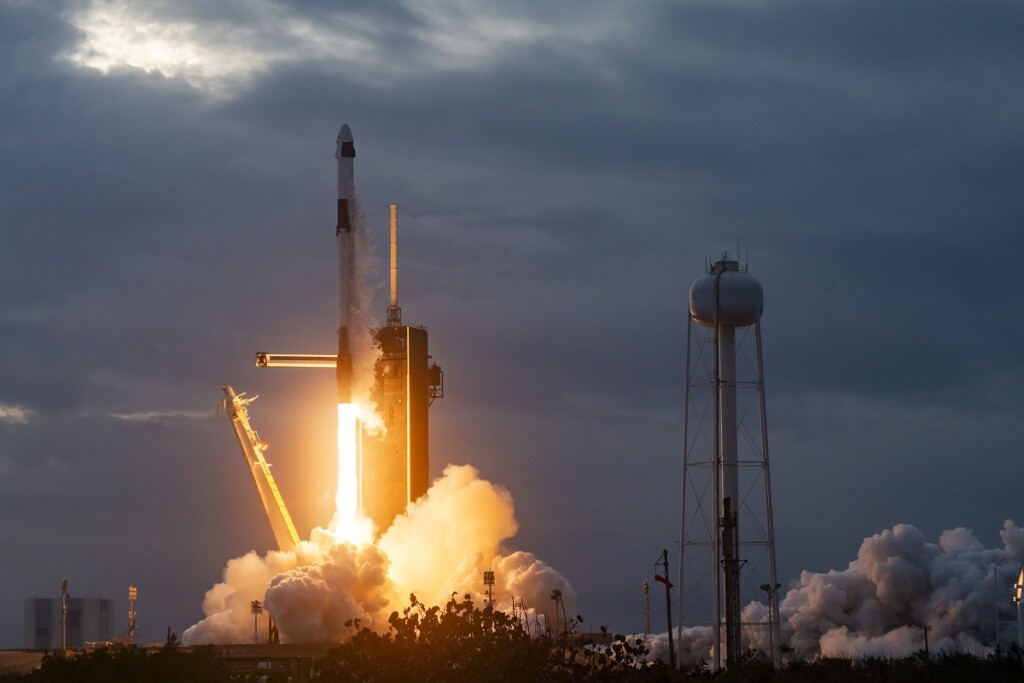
[221,385,301,552]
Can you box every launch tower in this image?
[361,205,443,532]
[678,255,781,670]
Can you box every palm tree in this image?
[550,589,568,634]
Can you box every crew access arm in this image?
[220,385,301,552]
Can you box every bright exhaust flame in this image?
[332,403,373,546]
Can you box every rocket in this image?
[253,124,360,403]
[335,124,356,404]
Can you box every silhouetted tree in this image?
[0,643,230,683]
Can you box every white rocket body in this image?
[335,124,356,404]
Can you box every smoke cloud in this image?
[775,520,1024,658]
[662,520,1024,666]
[183,464,574,644]
[349,194,384,437]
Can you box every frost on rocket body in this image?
[183,464,575,644]
[663,520,1024,666]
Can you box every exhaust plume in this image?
[183,465,574,644]
[662,520,1024,666]
[774,520,1024,658]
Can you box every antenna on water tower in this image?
[677,254,781,671]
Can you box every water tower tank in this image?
[689,259,763,328]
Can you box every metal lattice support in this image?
[677,257,781,671]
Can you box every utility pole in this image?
[60,579,69,653]
[642,580,650,635]
[658,550,676,669]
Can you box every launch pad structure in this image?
[250,126,442,537]
[358,205,443,530]
[219,386,301,553]
[256,204,442,535]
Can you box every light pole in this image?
[127,586,138,644]
[483,570,495,608]
[1013,562,1024,650]
[251,600,263,643]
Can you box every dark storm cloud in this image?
[0,0,1022,647]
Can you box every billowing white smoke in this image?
[776,521,1024,658]
[662,520,1024,666]
[262,541,391,642]
[182,465,574,644]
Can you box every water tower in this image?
[678,254,781,670]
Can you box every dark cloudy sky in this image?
[1,0,1022,647]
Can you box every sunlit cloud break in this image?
[62,0,584,96]
[64,0,285,93]
[0,404,32,424]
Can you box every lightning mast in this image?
[220,385,301,552]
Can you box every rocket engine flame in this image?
[331,402,373,546]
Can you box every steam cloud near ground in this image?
[649,520,1024,665]
[182,464,575,644]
